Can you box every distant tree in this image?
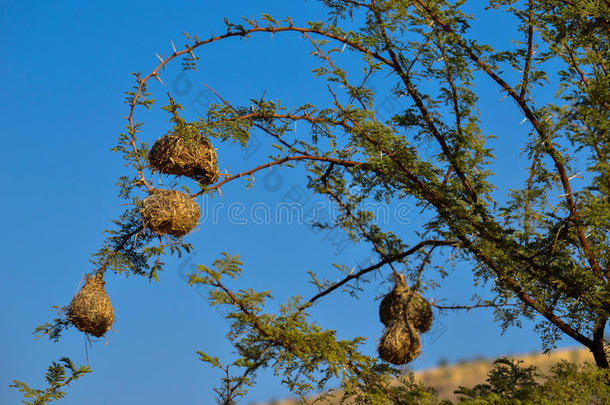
[455,357,610,404]
[14,0,610,403]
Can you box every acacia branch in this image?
[436,36,463,140]
[322,169,400,275]
[523,149,540,236]
[302,239,458,308]
[592,316,609,368]
[128,23,395,126]
[460,235,594,348]
[328,87,448,209]
[519,0,535,100]
[303,32,372,110]
[124,20,396,200]
[564,42,610,111]
[566,42,591,88]
[367,2,608,312]
[412,245,437,292]
[210,275,404,400]
[333,76,606,313]
[432,301,517,311]
[371,1,483,214]
[413,0,605,281]
[192,154,362,198]
[96,225,144,276]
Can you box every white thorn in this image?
[519,117,528,125]
[568,172,581,181]
[154,74,166,86]
[171,40,177,53]
[155,53,164,63]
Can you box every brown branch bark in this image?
[328,87,448,209]
[302,239,458,309]
[460,235,595,349]
[519,0,535,100]
[592,316,609,368]
[412,0,605,282]
[371,3,493,248]
[432,302,517,311]
[192,154,362,198]
[211,275,408,401]
[322,172,400,275]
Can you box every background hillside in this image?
[257,347,592,404]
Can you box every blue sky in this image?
[1,1,583,404]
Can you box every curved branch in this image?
[432,301,517,311]
[128,24,395,125]
[301,239,458,309]
[460,235,595,349]
[192,154,362,198]
[124,20,397,201]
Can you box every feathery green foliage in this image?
[16,0,610,403]
[11,358,91,405]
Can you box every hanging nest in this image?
[68,273,114,337]
[148,127,219,185]
[378,321,422,365]
[379,274,433,333]
[140,189,200,237]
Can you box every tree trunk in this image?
[592,317,609,368]
[591,345,609,368]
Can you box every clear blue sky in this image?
[1,1,580,404]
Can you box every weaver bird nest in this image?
[379,274,433,333]
[378,321,422,365]
[140,189,200,237]
[149,128,219,185]
[68,273,114,337]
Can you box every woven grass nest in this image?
[379,274,433,333]
[140,189,200,237]
[149,128,219,185]
[68,273,114,337]
[378,321,422,365]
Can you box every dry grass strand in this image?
[379,275,433,333]
[378,321,422,365]
[149,129,219,185]
[68,273,114,337]
[140,189,201,237]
